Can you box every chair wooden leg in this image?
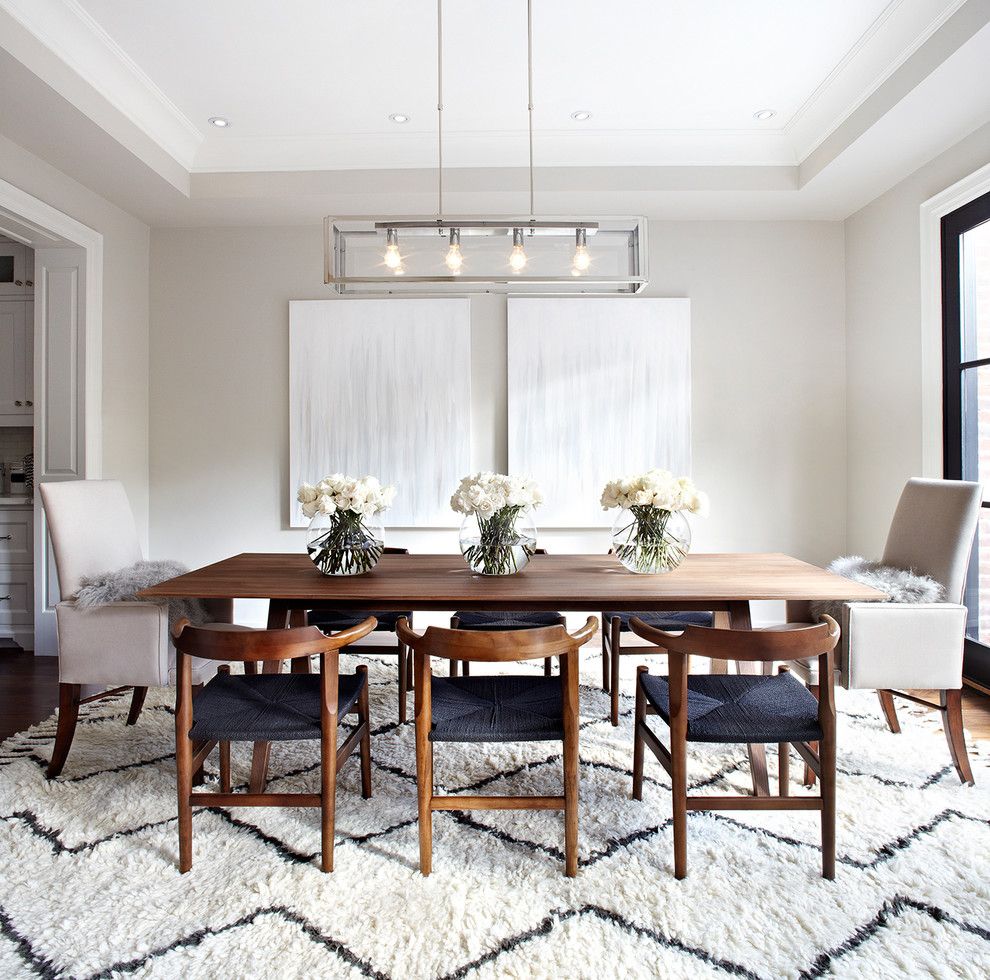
[877,689,901,734]
[601,622,610,693]
[357,665,372,798]
[449,660,460,678]
[671,719,688,880]
[563,713,579,878]
[398,644,409,724]
[462,661,471,677]
[609,619,622,726]
[219,741,231,793]
[632,666,647,801]
[126,686,148,726]
[416,718,434,877]
[175,707,194,874]
[47,683,81,778]
[804,684,820,787]
[778,742,790,797]
[544,657,553,677]
[820,732,836,880]
[413,648,435,876]
[321,709,338,873]
[941,688,974,785]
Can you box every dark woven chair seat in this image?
[189,672,365,742]
[307,609,412,633]
[453,610,563,631]
[603,610,714,632]
[429,676,564,743]
[639,672,822,744]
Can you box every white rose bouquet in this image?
[451,472,542,575]
[298,473,396,575]
[601,468,708,574]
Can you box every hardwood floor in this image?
[0,649,59,741]
[2,647,990,743]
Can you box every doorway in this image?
[0,177,103,656]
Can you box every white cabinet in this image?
[0,301,33,424]
[0,242,33,298]
[0,506,33,646]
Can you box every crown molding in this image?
[0,0,202,169]
[787,0,974,161]
[190,129,797,173]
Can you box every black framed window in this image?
[942,189,990,687]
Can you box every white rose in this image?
[317,494,336,515]
[297,482,319,504]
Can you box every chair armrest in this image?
[843,602,967,691]
[55,600,171,687]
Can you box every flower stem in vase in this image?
[308,511,383,575]
[462,505,534,576]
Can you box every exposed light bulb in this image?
[445,228,463,274]
[509,228,527,273]
[383,228,402,269]
[572,227,591,273]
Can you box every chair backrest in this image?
[39,480,144,597]
[630,616,839,665]
[172,617,377,662]
[397,616,598,663]
[881,478,982,603]
[383,547,410,555]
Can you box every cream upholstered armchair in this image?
[40,480,232,777]
[791,478,982,784]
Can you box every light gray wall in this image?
[0,134,151,545]
[844,121,990,555]
[149,220,845,624]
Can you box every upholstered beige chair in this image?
[40,480,232,777]
[791,478,982,784]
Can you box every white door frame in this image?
[919,161,990,478]
[0,177,103,654]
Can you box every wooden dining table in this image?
[141,552,883,797]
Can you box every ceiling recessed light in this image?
[388,113,410,124]
[571,110,592,121]
[208,116,230,128]
[753,109,776,121]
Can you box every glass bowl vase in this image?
[611,506,691,574]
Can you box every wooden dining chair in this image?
[630,615,840,879]
[306,547,416,723]
[172,616,376,873]
[396,616,598,877]
[450,549,565,678]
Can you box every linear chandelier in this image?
[324,0,647,294]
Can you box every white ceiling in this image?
[74,0,898,169]
[0,0,988,223]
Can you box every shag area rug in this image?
[1,651,988,979]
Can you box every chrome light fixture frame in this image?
[324,216,648,294]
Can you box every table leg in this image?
[710,611,730,674]
[249,600,292,793]
[727,601,770,797]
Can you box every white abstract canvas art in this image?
[507,297,691,527]
[289,299,471,527]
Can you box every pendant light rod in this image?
[527,0,535,218]
[437,0,444,218]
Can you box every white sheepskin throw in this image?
[75,559,209,631]
[811,555,945,622]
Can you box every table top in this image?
[138,552,884,612]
